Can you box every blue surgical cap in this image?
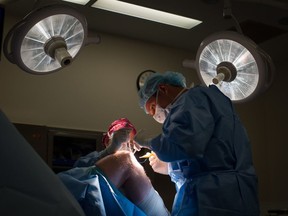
[138,71,187,113]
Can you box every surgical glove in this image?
[98,128,132,159]
[149,153,169,175]
[107,127,132,154]
[134,129,152,149]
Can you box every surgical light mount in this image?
[4,4,100,74]
[44,36,72,67]
[212,61,237,84]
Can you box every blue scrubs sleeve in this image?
[151,90,215,162]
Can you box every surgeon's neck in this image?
[170,87,188,105]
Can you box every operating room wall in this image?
[1,14,288,215]
[234,33,288,214]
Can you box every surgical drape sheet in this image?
[58,166,146,216]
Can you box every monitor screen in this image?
[0,5,5,61]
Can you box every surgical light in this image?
[3,4,100,74]
[190,0,275,103]
[91,0,202,29]
[195,31,275,103]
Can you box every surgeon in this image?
[58,118,170,216]
[134,71,260,216]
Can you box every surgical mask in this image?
[153,90,170,124]
[153,104,169,124]
[152,87,187,124]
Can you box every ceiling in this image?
[2,0,288,54]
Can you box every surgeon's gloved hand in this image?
[134,129,152,149]
[108,127,132,154]
[98,128,132,159]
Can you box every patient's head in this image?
[102,118,137,149]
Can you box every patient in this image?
[58,118,169,216]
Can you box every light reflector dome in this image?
[4,4,91,74]
[195,31,275,103]
[21,14,85,72]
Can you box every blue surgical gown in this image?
[150,85,260,216]
[58,152,146,216]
